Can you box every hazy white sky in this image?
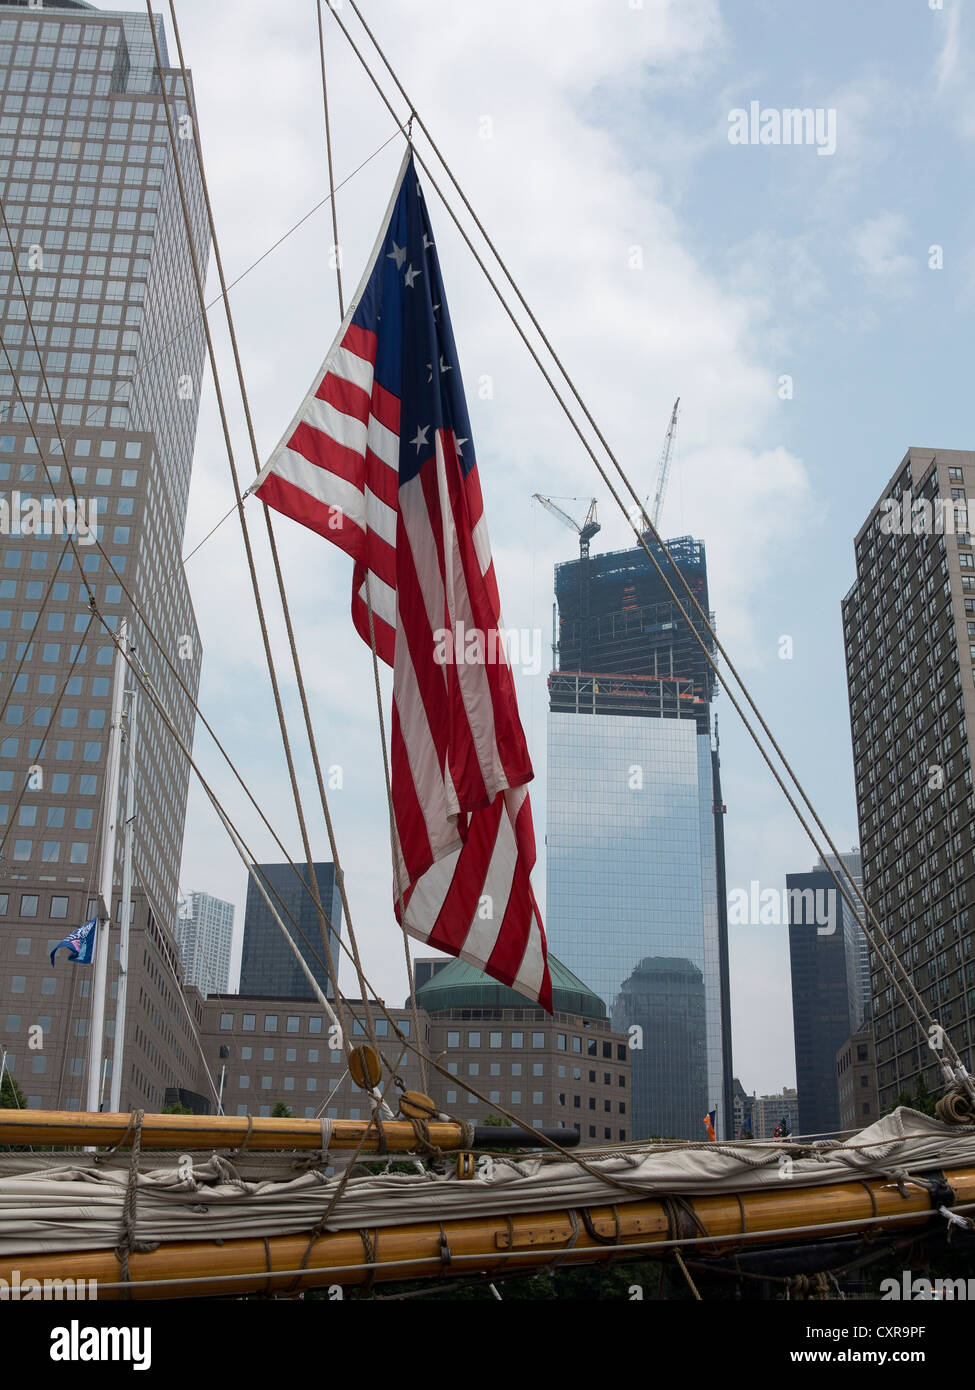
[99,0,974,1095]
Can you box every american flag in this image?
[252,150,551,1009]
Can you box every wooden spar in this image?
[0,1108,577,1152]
[5,1165,974,1300]
[0,1108,465,1152]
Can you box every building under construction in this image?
[549,534,718,733]
[545,526,734,1140]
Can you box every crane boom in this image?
[650,396,680,531]
[532,493,583,535]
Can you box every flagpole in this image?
[85,619,128,1114]
[109,683,137,1113]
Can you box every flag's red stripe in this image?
[258,473,362,562]
[428,799,503,955]
[390,704,435,882]
[341,322,378,364]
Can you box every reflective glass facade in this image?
[240,862,343,1001]
[547,712,728,1138]
[0,4,209,926]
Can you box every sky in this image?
[100,0,975,1096]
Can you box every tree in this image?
[887,1078,938,1118]
[481,1114,512,1127]
[271,1102,293,1118]
[0,1072,26,1110]
[162,1101,193,1115]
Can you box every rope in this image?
[144,6,348,1030]
[164,0,387,1055]
[937,1086,975,1126]
[325,0,966,1088]
[112,1110,158,1294]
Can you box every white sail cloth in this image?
[0,1109,972,1257]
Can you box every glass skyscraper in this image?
[239,862,343,1001]
[0,1,211,1110]
[0,2,208,928]
[546,536,733,1139]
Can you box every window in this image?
[557,1034,566,1051]
[20,894,38,916]
[264,1015,278,1032]
[532,1032,545,1048]
[489,1031,502,1048]
[511,1032,523,1048]
[15,938,30,955]
[287,1016,300,1033]
[263,1048,274,1062]
[446,1031,460,1048]
[242,1014,256,1032]
[468,1031,481,1048]
[50,896,68,919]
[219,1013,233,1031]
[308,1017,322,1034]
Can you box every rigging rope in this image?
[322,0,972,1098]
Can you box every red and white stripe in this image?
[253,303,551,1009]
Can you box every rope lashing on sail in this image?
[113,1111,159,1296]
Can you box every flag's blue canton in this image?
[351,155,474,486]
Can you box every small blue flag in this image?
[50,916,97,966]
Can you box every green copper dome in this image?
[416,953,606,1019]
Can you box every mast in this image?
[85,620,128,1114]
[109,683,138,1113]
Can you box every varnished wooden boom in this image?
[4,1165,973,1299]
[0,1108,463,1152]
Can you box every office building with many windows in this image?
[174,889,233,997]
[0,1,210,1109]
[843,447,975,1113]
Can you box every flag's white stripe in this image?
[267,448,401,550]
[269,448,365,529]
[471,514,491,577]
[399,473,447,645]
[304,396,368,456]
[356,570,396,629]
[451,810,517,968]
[514,915,547,1001]
[364,414,400,473]
[392,629,455,862]
[331,344,375,395]
[402,852,456,939]
[362,483,397,548]
[434,438,507,795]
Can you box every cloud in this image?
[90,1,819,1025]
[850,212,918,297]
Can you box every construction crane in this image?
[648,396,680,534]
[532,495,601,558]
[533,495,601,672]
